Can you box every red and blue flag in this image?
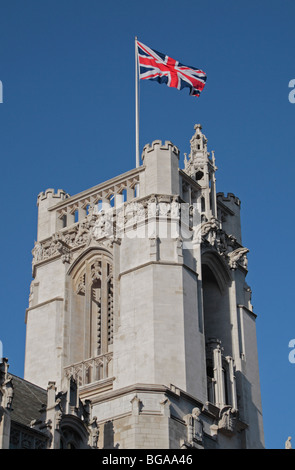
[137,40,207,97]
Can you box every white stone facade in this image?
[23,124,265,449]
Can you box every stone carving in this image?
[130,394,142,416]
[227,247,249,270]
[193,217,219,245]
[56,241,72,264]
[201,218,219,245]
[88,417,99,448]
[183,407,204,448]
[1,375,14,410]
[158,202,170,217]
[91,260,102,282]
[32,194,187,267]
[215,229,228,254]
[33,242,44,262]
[92,212,113,241]
[148,197,159,218]
[76,273,86,295]
[191,407,204,443]
[170,197,180,218]
[218,406,237,436]
[32,238,72,265]
[159,398,171,417]
[55,409,63,430]
[285,436,292,449]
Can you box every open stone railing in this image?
[48,167,144,231]
[64,352,113,387]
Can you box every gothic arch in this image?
[201,249,232,357]
[67,245,113,277]
[201,249,231,293]
[201,250,235,408]
[59,415,89,449]
[65,247,114,371]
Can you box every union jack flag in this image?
[137,40,207,98]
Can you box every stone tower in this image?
[24,124,264,449]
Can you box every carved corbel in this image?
[193,218,219,245]
[218,406,238,436]
[55,240,72,264]
[227,247,249,270]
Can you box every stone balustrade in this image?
[49,167,144,230]
[64,352,113,387]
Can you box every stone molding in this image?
[25,297,64,323]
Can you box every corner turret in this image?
[184,124,217,220]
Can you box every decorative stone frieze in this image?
[31,194,199,267]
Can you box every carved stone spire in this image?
[184,124,218,219]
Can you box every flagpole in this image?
[135,36,140,168]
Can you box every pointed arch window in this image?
[74,252,114,360]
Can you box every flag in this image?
[137,40,207,97]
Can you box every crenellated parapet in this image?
[216,192,242,245]
[141,140,180,159]
[37,188,69,205]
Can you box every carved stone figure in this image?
[218,407,237,436]
[285,436,292,449]
[227,247,249,270]
[2,375,14,409]
[192,407,204,443]
[88,417,99,448]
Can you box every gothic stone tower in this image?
[24,124,264,449]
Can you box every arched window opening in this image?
[202,260,236,410]
[202,264,231,350]
[200,196,205,213]
[60,426,85,450]
[68,251,114,373]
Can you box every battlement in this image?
[37,188,69,205]
[217,192,241,207]
[142,140,180,160]
[217,192,242,244]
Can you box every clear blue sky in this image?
[1,0,294,450]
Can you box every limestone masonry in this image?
[0,124,264,449]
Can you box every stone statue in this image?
[285,436,292,449]
[192,407,204,443]
[3,375,14,409]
